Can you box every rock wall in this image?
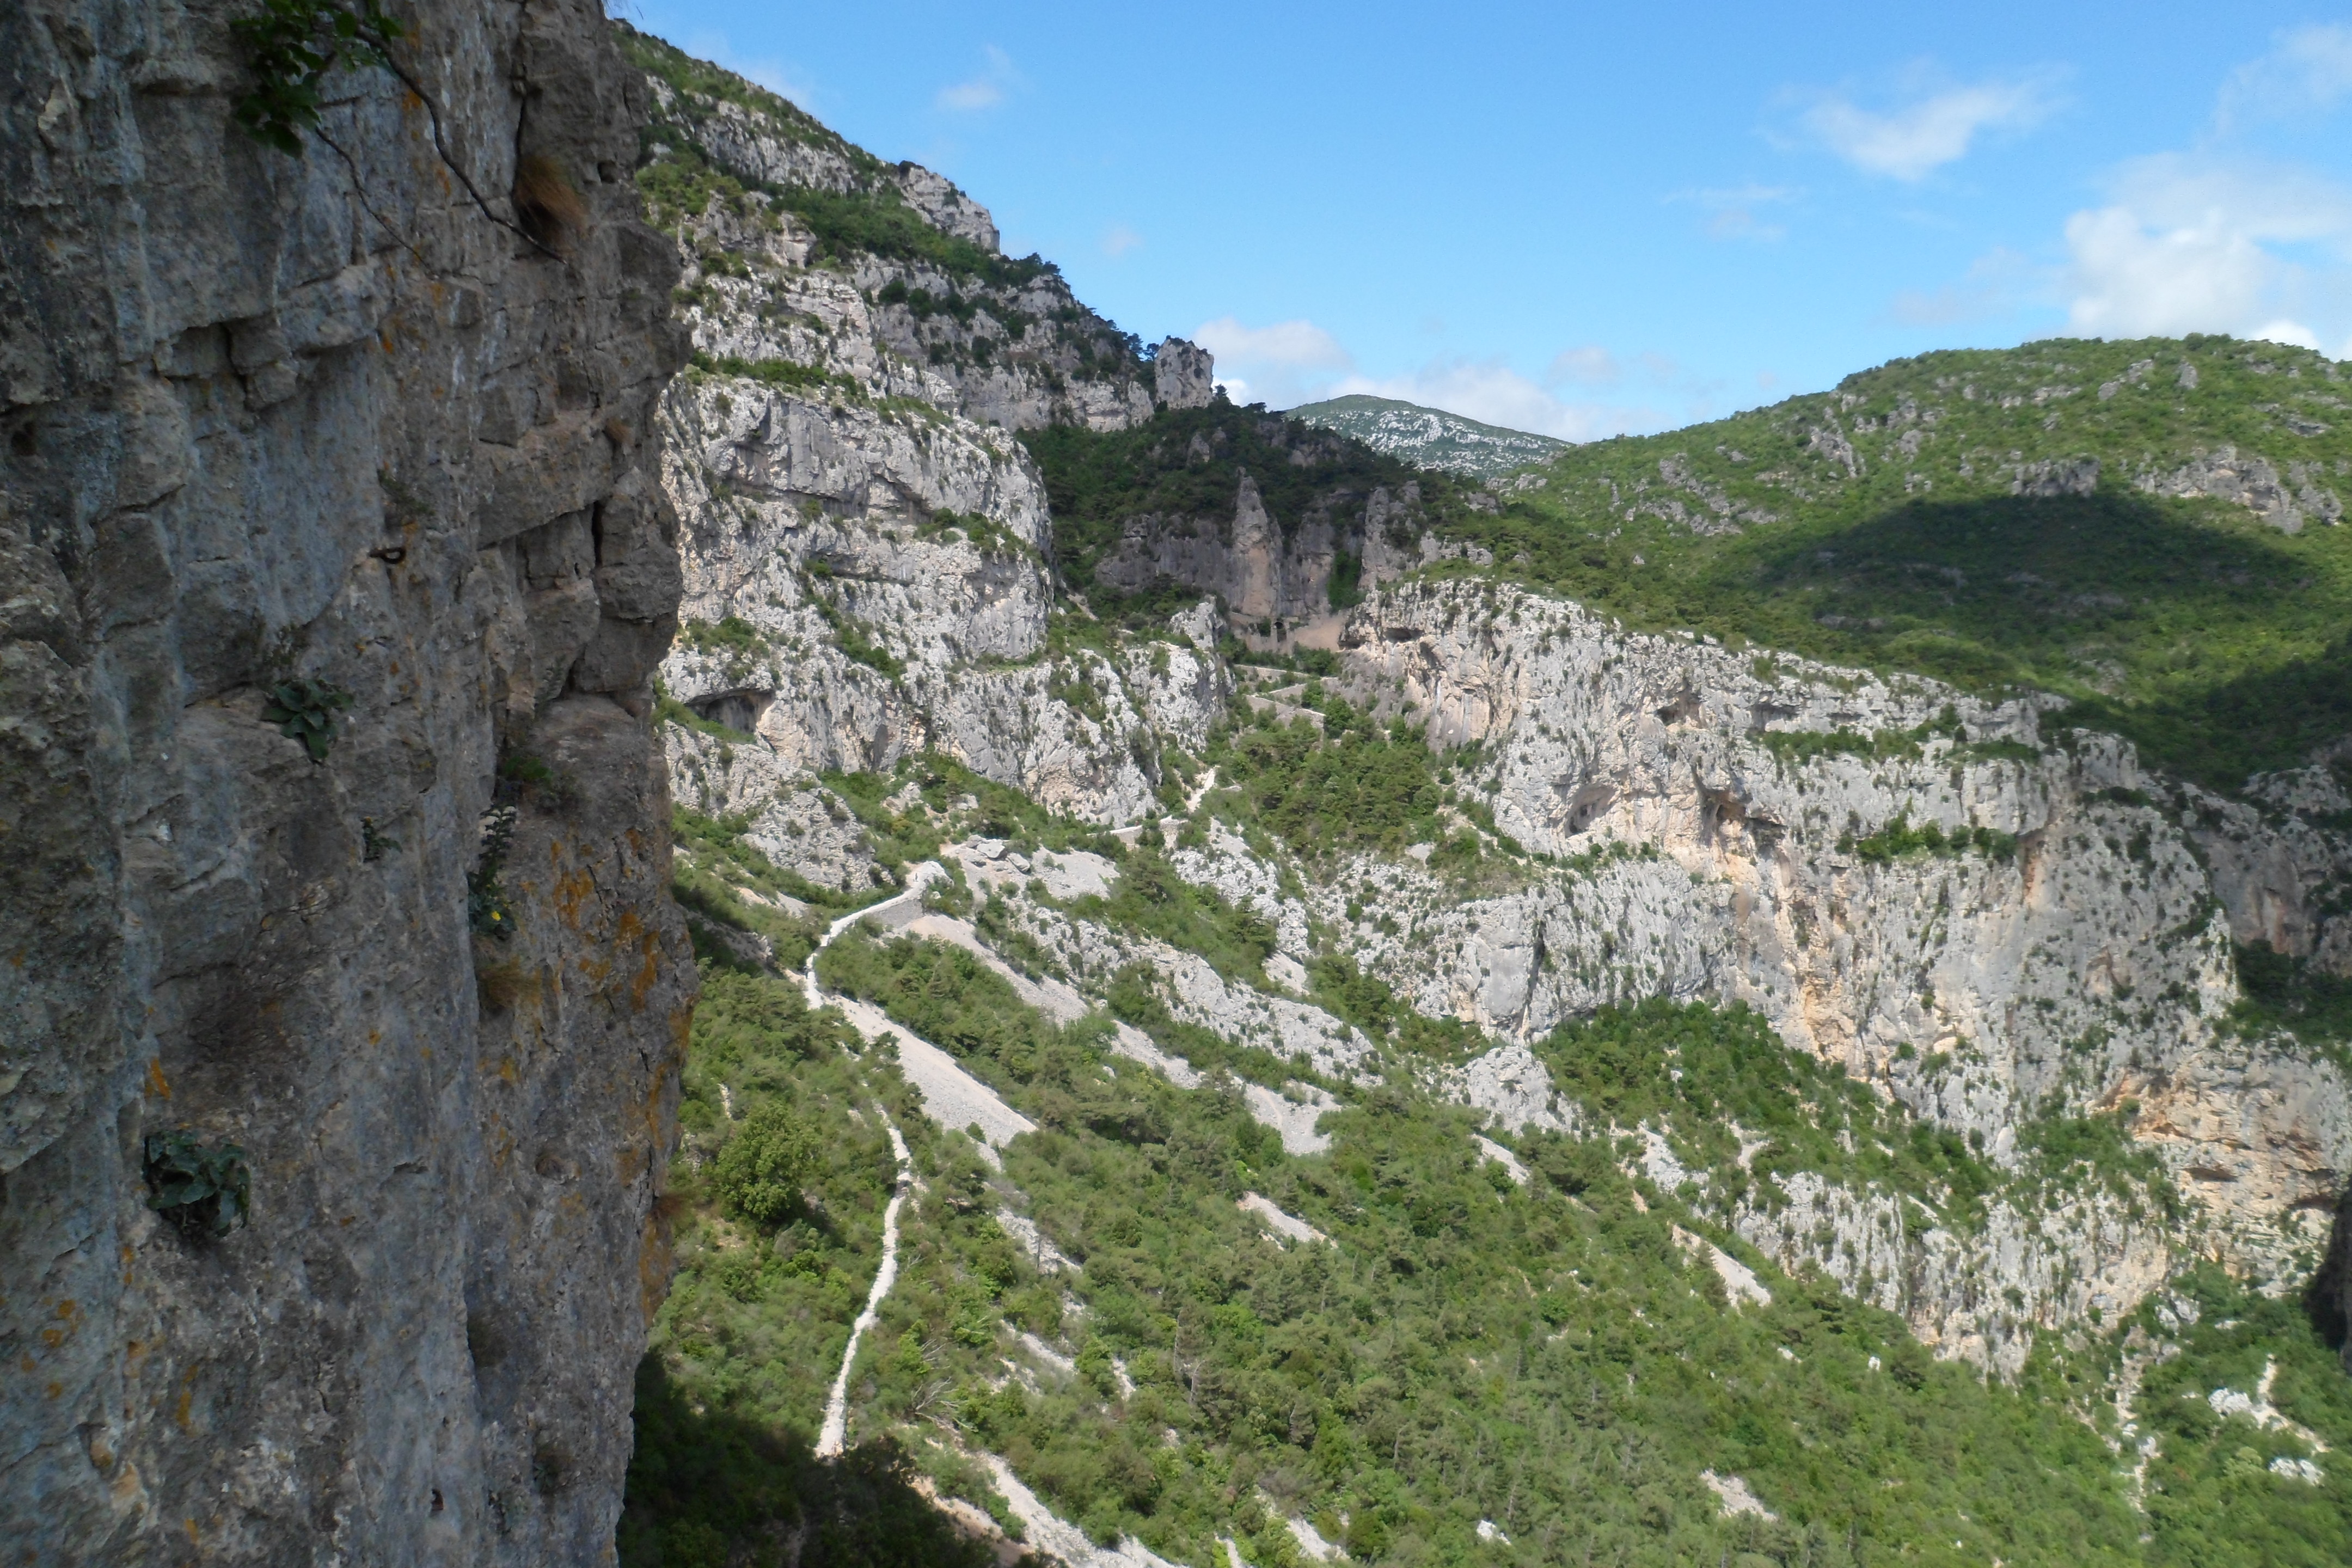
[1,4,690,1562]
[640,61,1227,833]
[1331,578,2352,1296]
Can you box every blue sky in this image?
[625,1,2352,437]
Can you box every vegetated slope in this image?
[614,26,2352,1568]
[1445,335,2352,791]
[1285,393,1571,479]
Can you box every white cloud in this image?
[1100,224,1143,259]
[1792,66,2062,181]
[1192,316,1354,371]
[936,45,1019,113]
[2062,155,2352,340]
[1328,360,1666,443]
[2218,24,2352,130]
[2251,320,2323,351]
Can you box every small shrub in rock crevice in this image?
[263,677,354,763]
[469,805,518,940]
[143,1130,251,1239]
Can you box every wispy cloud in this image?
[2217,23,2352,131]
[1191,317,1356,409]
[936,45,1019,113]
[1100,224,1143,259]
[1545,346,1680,389]
[1669,184,1799,243]
[1883,247,2038,326]
[680,29,818,109]
[1788,64,2063,181]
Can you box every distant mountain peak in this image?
[1285,393,1568,479]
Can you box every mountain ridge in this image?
[1285,391,1571,478]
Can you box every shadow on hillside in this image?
[619,1355,1007,1568]
[1723,492,2348,786]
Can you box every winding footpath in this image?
[805,879,928,1460]
[814,1112,911,1459]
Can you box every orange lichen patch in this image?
[173,1368,196,1430]
[552,867,596,929]
[144,1059,171,1099]
[638,1202,676,1322]
[497,1056,519,1085]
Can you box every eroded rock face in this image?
[1326,577,2351,1327]
[643,63,1229,825]
[0,4,690,1561]
[1093,471,1445,652]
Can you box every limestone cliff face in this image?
[1089,449,1450,650]
[639,59,1226,835]
[0,4,690,1561]
[1327,578,2350,1319]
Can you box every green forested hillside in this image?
[1446,335,2352,789]
[626,924,2352,1568]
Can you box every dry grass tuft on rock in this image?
[513,154,589,249]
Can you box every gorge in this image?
[5,7,2352,1566]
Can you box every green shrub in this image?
[713,1102,822,1227]
[142,1130,252,1239]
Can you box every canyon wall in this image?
[0,3,690,1561]
[631,34,2352,1376]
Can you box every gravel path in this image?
[816,1114,910,1459]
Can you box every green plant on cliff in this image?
[229,0,407,154]
[467,804,517,940]
[713,1101,823,1227]
[142,1129,252,1239]
[262,676,353,763]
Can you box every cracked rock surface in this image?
[0,3,691,1560]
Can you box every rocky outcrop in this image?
[1153,337,1217,411]
[1093,470,1444,650]
[892,162,1000,252]
[2135,445,2344,532]
[641,57,1229,826]
[1318,577,2351,1329]
[1,4,689,1561]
